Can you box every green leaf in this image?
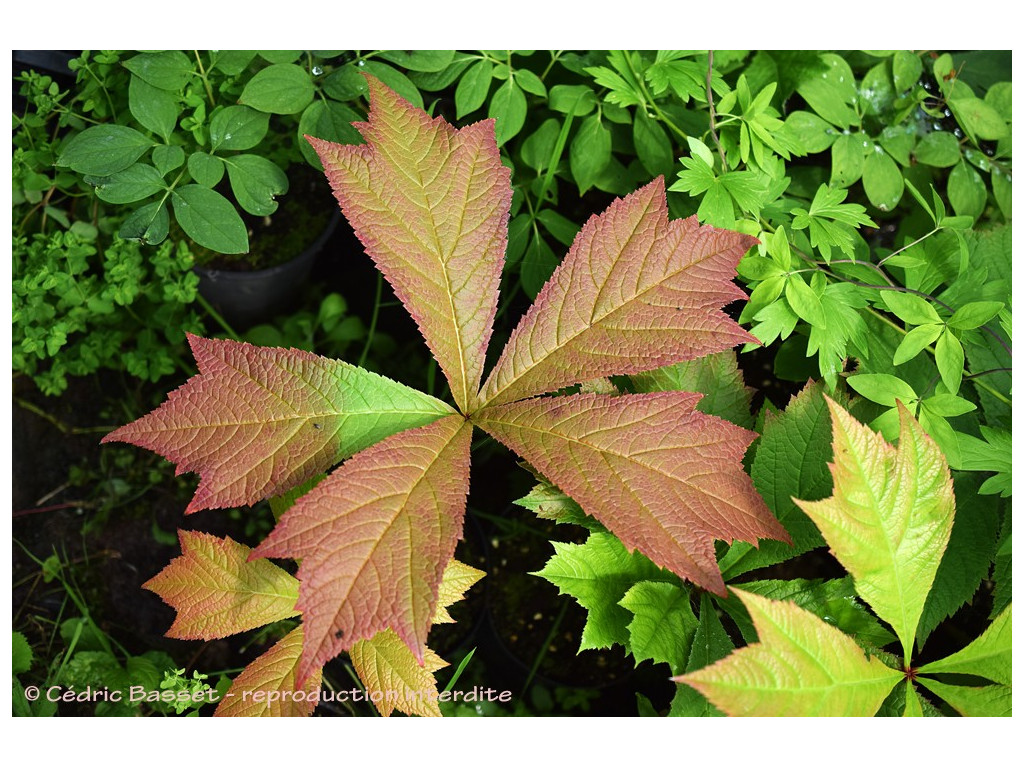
[880,290,941,325]
[519,230,557,299]
[785,276,825,327]
[533,532,668,652]
[187,152,224,188]
[171,185,248,254]
[56,125,156,176]
[152,145,185,176]
[796,400,956,661]
[847,373,918,407]
[892,323,942,366]
[455,59,493,119]
[549,84,597,116]
[118,202,169,246]
[948,96,1009,141]
[631,350,753,429]
[360,61,423,108]
[862,148,903,212]
[633,110,674,177]
[917,679,1011,717]
[829,134,864,187]
[784,111,837,153]
[209,105,270,151]
[514,69,546,97]
[239,63,314,114]
[948,300,1003,330]
[947,161,987,220]
[298,100,363,168]
[620,581,698,672]
[488,79,527,146]
[224,154,288,216]
[535,209,579,247]
[935,328,965,393]
[892,51,923,93]
[377,50,454,73]
[123,51,193,91]
[797,53,859,127]
[12,631,33,675]
[676,589,902,716]
[570,114,612,194]
[669,593,732,717]
[919,604,1011,684]
[128,75,180,141]
[720,381,834,579]
[914,132,961,167]
[92,163,165,204]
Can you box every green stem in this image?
[706,50,727,168]
[195,292,239,340]
[522,600,569,697]
[357,273,383,369]
[192,51,216,107]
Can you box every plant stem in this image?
[357,273,383,368]
[195,292,239,340]
[706,50,728,168]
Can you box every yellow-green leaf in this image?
[918,604,1011,684]
[795,399,955,661]
[675,589,902,716]
[349,630,448,717]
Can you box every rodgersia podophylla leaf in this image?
[252,415,472,683]
[102,334,452,513]
[795,398,956,661]
[477,392,789,594]
[143,531,299,639]
[109,75,787,689]
[479,177,757,408]
[310,75,511,414]
[676,589,903,716]
[214,627,322,717]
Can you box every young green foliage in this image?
[106,74,787,691]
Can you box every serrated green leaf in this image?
[12,632,33,675]
[796,400,955,661]
[620,581,698,672]
[669,593,732,716]
[631,350,753,429]
[533,532,669,652]
[919,604,1011,684]
[917,678,1011,717]
[676,589,902,716]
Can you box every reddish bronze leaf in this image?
[475,392,789,594]
[102,334,451,513]
[143,531,299,639]
[252,415,472,684]
[214,627,322,717]
[479,178,757,407]
[310,75,511,413]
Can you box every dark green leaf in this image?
[549,85,597,116]
[171,185,248,254]
[947,161,987,220]
[56,125,155,176]
[152,145,185,176]
[92,163,165,204]
[633,110,674,177]
[830,133,864,187]
[519,230,557,298]
[377,50,454,73]
[119,201,169,246]
[862,148,903,212]
[570,114,611,193]
[488,79,527,146]
[914,132,961,167]
[210,106,270,151]
[224,154,288,216]
[128,75,180,141]
[187,152,225,188]
[297,100,362,167]
[455,59,493,119]
[361,61,423,108]
[123,51,193,91]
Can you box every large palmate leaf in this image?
[479,177,757,407]
[214,626,323,717]
[253,415,472,684]
[103,334,452,513]
[796,399,955,661]
[676,589,903,716]
[478,392,790,594]
[143,531,298,639]
[918,604,1011,684]
[310,75,511,413]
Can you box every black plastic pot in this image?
[194,213,339,331]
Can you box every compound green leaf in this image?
[675,589,902,716]
[795,399,955,661]
[143,531,299,639]
[480,178,757,407]
[478,392,790,594]
[534,532,668,651]
[917,678,1011,717]
[311,75,511,413]
[103,334,453,514]
[720,380,834,579]
[253,416,472,684]
[918,604,1011,684]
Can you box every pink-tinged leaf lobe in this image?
[102,334,452,514]
[475,392,789,594]
[310,75,511,413]
[143,531,299,640]
[480,178,758,407]
[252,415,473,684]
[350,630,448,717]
[214,626,322,717]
